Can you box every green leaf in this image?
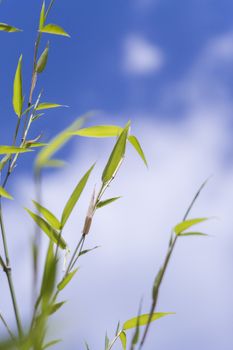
[71,125,123,138]
[123,313,174,330]
[35,116,85,170]
[105,333,110,350]
[61,164,95,228]
[25,209,67,249]
[39,1,45,30]
[128,135,148,167]
[40,242,57,307]
[0,187,13,200]
[36,43,49,73]
[174,218,208,235]
[57,268,78,291]
[119,331,127,350]
[79,245,100,257]
[96,197,121,209]
[40,24,70,37]
[0,23,22,32]
[42,339,62,350]
[26,142,47,148]
[36,102,68,111]
[179,231,208,237]
[0,146,32,155]
[49,301,66,315]
[0,154,11,171]
[102,122,130,184]
[32,200,61,230]
[13,55,23,117]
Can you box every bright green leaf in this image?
[32,200,61,230]
[13,55,23,117]
[61,164,95,228]
[119,331,127,350]
[128,135,148,167]
[0,187,13,200]
[123,312,174,330]
[0,23,22,32]
[179,231,208,237]
[36,43,49,73]
[0,146,32,155]
[71,125,122,138]
[105,333,109,350]
[57,268,78,291]
[174,218,209,235]
[25,209,67,249]
[96,197,121,209]
[40,24,70,37]
[49,301,66,315]
[102,122,130,184]
[39,1,45,30]
[40,242,57,307]
[42,339,62,350]
[36,102,68,111]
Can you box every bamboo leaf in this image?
[102,122,130,184]
[0,187,13,200]
[128,135,148,167]
[96,197,121,209]
[71,125,122,138]
[36,102,68,111]
[25,209,67,249]
[78,245,100,257]
[49,301,66,315]
[61,164,95,228]
[179,231,208,237]
[40,242,57,307]
[119,331,127,350]
[57,268,78,291]
[0,23,22,32]
[36,43,49,73]
[123,313,174,330]
[0,154,11,171]
[40,24,70,37]
[39,1,45,30]
[0,146,32,155]
[42,339,62,350]
[174,218,209,235]
[32,200,61,230]
[13,55,23,117]
[105,333,109,350]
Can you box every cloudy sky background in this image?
[0,0,233,349]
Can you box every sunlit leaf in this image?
[49,301,66,315]
[13,55,23,117]
[119,331,127,350]
[0,187,13,200]
[42,339,62,350]
[40,242,57,308]
[36,43,49,73]
[123,313,174,330]
[128,135,148,167]
[57,268,78,291]
[61,164,95,228]
[174,218,208,235]
[0,146,32,155]
[36,102,68,111]
[0,23,22,32]
[25,209,67,249]
[71,125,122,138]
[40,24,70,37]
[39,1,45,30]
[32,200,61,230]
[96,197,121,209]
[102,122,130,184]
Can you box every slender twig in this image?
[0,311,15,340]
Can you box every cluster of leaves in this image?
[0,1,210,350]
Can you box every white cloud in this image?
[123,34,164,75]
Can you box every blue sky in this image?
[1,0,233,349]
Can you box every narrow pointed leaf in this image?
[36,43,49,73]
[78,245,100,257]
[97,197,121,209]
[61,164,95,227]
[102,122,130,184]
[0,146,32,155]
[105,333,109,350]
[180,231,208,237]
[32,200,61,230]
[42,339,62,350]
[0,23,22,32]
[39,1,45,30]
[25,209,67,249]
[119,331,127,350]
[40,24,70,37]
[41,242,57,307]
[0,187,13,200]
[174,218,209,235]
[123,313,174,330]
[0,154,11,170]
[49,301,66,315]
[128,135,148,167]
[13,55,23,117]
[71,125,122,138]
[57,268,78,291]
[36,102,67,111]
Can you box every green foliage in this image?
[0,187,13,200]
[40,24,70,37]
[0,23,22,32]
[57,268,78,291]
[12,55,23,117]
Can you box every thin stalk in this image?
[65,235,85,276]
[0,312,15,340]
[70,235,86,271]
